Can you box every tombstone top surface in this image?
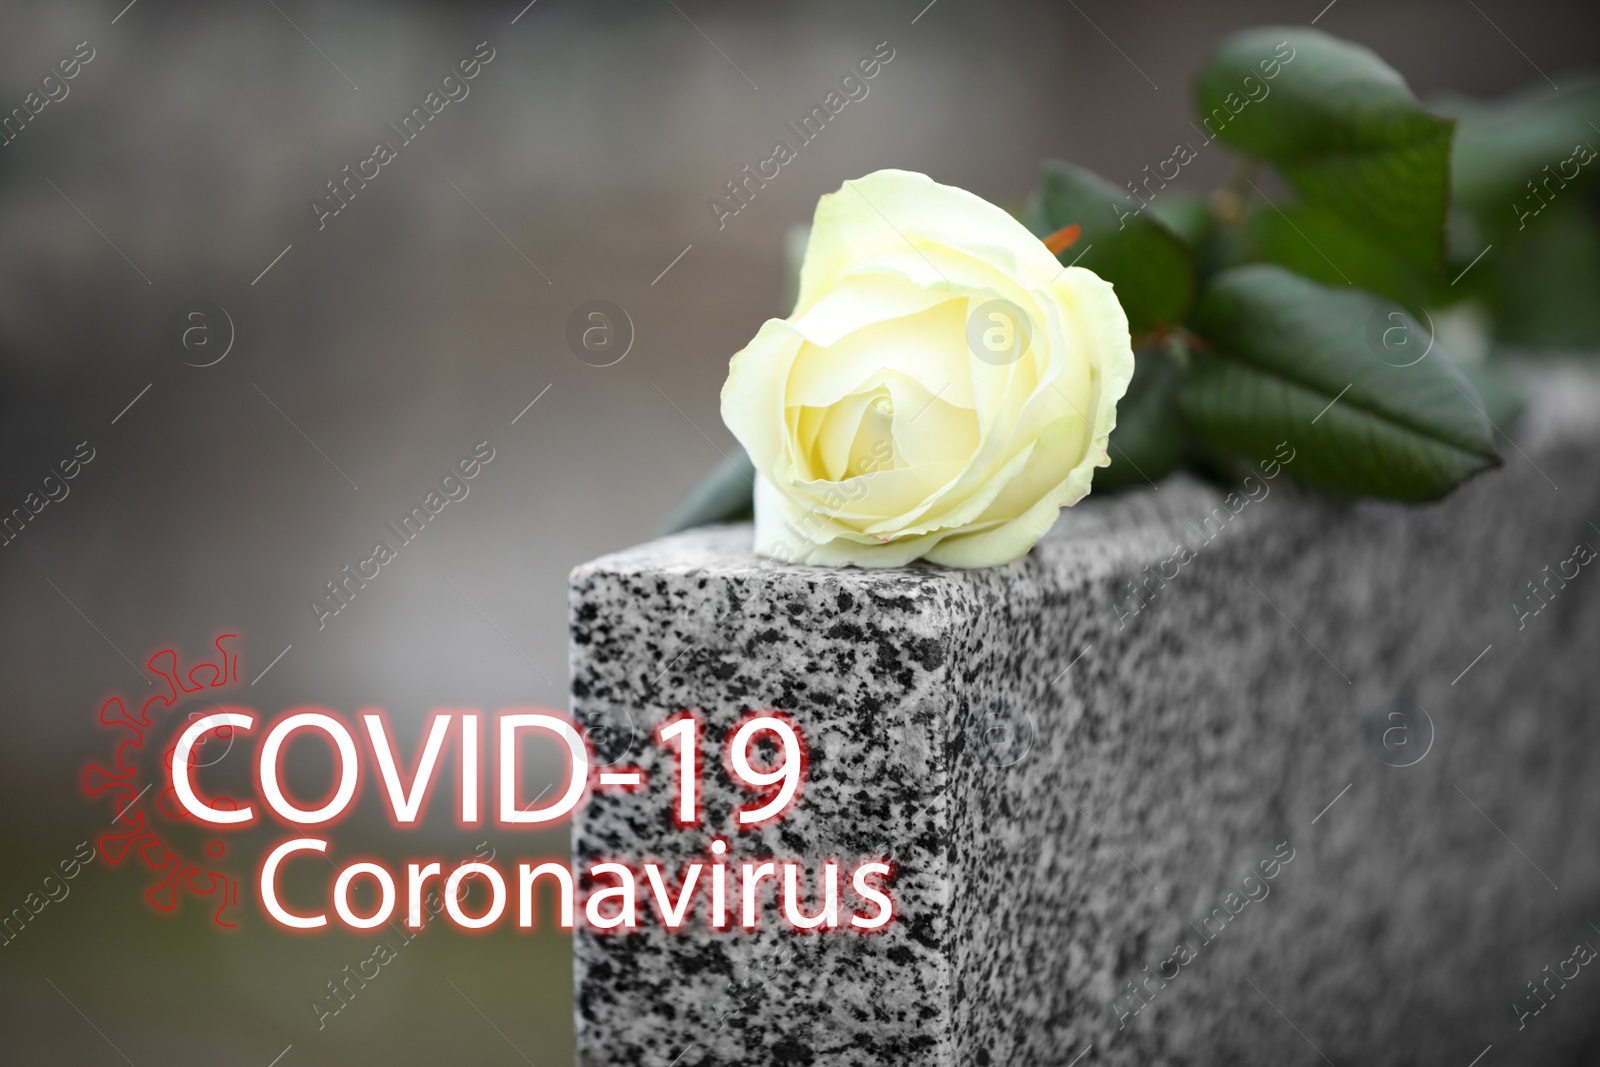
[575,363,1599,591]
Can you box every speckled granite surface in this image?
[569,365,1600,1066]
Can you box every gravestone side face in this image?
[569,542,962,1065]
[569,366,1600,1067]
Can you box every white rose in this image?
[720,168,1135,568]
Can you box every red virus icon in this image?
[82,635,243,928]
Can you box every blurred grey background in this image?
[0,0,1594,1063]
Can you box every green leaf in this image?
[658,450,755,535]
[1179,265,1499,501]
[1458,360,1527,434]
[1095,347,1186,491]
[1147,191,1215,252]
[1440,83,1600,220]
[1435,84,1600,349]
[1195,28,1454,272]
[1238,201,1425,309]
[1483,200,1600,350]
[1027,161,1196,335]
